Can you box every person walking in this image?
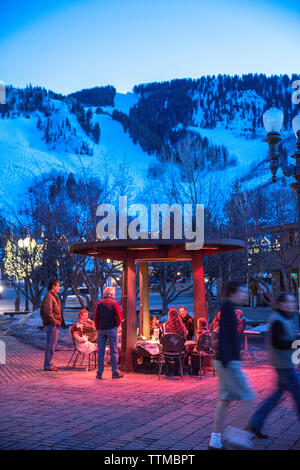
[40,279,65,371]
[94,286,123,379]
[209,281,255,450]
[247,292,300,438]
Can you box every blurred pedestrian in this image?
[247,292,300,438]
[209,281,254,450]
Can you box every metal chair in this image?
[67,325,97,371]
[191,351,216,379]
[158,333,185,382]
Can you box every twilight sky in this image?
[0,0,299,94]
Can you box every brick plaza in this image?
[0,332,299,451]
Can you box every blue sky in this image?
[0,0,299,94]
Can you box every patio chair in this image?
[67,325,97,371]
[191,350,216,379]
[158,333,185,382]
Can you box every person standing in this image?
[178,306,194,340]
[94,286,123,379]
[247,292,300,438]
[249,278,258,309]
[209,281,255,450]
[40,279,65,371]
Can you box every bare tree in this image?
[15,160,134,314]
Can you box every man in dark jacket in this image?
[209,281,254,450]
[94,286,123,379]
[40,279,65,371]
[178,306,194,340]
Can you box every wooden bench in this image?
[1,311,31,318]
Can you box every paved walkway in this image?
[0,333,299,450]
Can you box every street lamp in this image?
[18,237,36,250]
[18,236,36,311]
[263,104,300,316]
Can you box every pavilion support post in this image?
[120,258,128,372]
[121,256,137,372]
[139,262,150,339]
[192,252,208,337]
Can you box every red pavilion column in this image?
[121,255,137,372]
[139,262,150,339]
[192,252,208,335]
[120,258,128,372]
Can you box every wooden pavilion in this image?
[69,238,245,371]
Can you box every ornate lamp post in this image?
[18,236,36,312]
[263,105,300,316]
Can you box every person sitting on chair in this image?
[72,311,98,356]
[150,315,160,340]
[74,309,97,343]
[235,309,246,336]
[160,308,187,337]
[160,308,186,375]
[196,317,213,354]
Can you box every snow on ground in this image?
[114,92,138,114]
[11,310,73,349]
[0,89,284,219]
[98,92,137,115]
[0,106,158,216]
[92,113,157,178]
[0,120,92,216]
[188,123,267,168]
[179,123,272,211]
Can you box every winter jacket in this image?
[268,310,298,369]
[216,299,240,367]
[94,297,122,331]
[40,291,63,327]
[179,313,194,340]
[73,319,97,343]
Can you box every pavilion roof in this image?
[69,237,245,261]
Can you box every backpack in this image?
[197,329,213,353]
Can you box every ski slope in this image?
[0,100,157,217]
[0,87,283,219]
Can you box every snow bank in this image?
[8,309,74,350]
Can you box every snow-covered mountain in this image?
[0,75,298,217]
[0,88,157,215]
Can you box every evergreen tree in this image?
[92,122,100,143]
